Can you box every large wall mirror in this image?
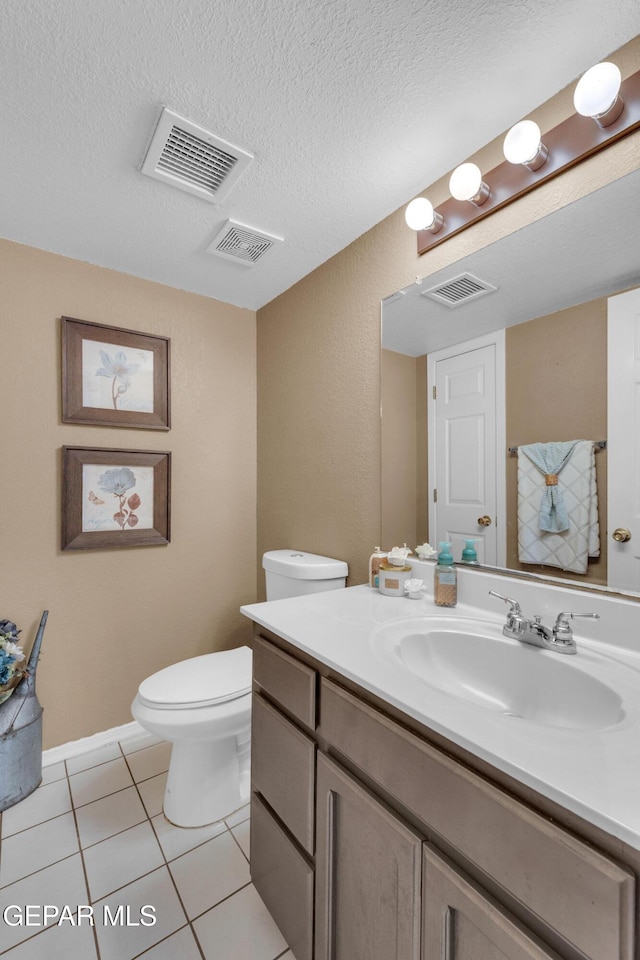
[381,167,640,598]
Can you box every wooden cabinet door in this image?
[423,845,561,960]
[315,753,422,960]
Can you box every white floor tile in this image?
[93,866,187,960]
[0,811,79,888]
[151,811,226,862]
[120,731,163,755]
[169,831,251,920]
[137,772,167,818]
[69,757,134,808]
[136,925,202,959]
[1,777,71,838]
[231,818,250,861]
[125,742,172,783]
[75,786,147,849]
[193,884,288,960]
[0,915,99,959]
[0,854,88,952]
[65,742,122,776]
[40,761,67,785]
[83,821,165,901]
[225,803,250,828]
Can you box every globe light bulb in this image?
[503,120,548,170]
[404,197,443,233]
[574,62,623,127]
[449,163,490,205]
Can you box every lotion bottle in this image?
[368,547,387,588]
[434,541,457,607]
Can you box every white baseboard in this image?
[42,720,145,766]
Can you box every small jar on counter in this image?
[378,544,413,597]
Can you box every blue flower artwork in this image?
[81,339,155,413]
[82,464,154,533]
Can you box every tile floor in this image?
[0,731,295,960]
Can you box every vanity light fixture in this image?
[573,61,624,127]
[503,120,548,171]
[449,162,490,206]
[406,63,640,255]
[404,197,444,233]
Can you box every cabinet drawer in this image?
[253,634,316,729]
[321,679,635,960]
[251,692,315,855]
[251,792,314,960]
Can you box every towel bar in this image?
[508,440,607,455]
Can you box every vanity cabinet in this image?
[250,635,317,960]
[249,629,636,960]
[315,752,422,960]
[422,846,561,960]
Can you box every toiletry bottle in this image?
[434,541,457,607]
[461,539,480,566]
[368,547,387,588]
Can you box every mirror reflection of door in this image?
[608,287,640,591]
[428,331,505,566]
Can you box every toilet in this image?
[131,550,348,827]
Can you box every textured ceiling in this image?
[3,1,640,310]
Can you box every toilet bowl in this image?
[131,646,252,828]
[132,550,348,829]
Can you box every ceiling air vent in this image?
[207,220,283,265]
[421,272,497,308]
[141,108,253,203]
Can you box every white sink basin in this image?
[372,617,624,730]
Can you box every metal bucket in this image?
[0,611,48,812]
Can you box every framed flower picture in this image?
[62,447,171,550]
[61,317,170,430]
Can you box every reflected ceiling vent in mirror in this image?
[207,220,283,265]
[141,108,254,203]
[421,272,497,308]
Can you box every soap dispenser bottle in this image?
[461,539,480,566]
[434,541,457,607]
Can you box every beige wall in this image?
[1,240,257,748]
[381,349,418,549]
[257,36,640,589]
[505,299,608,583]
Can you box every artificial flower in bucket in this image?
[0,619,28,705]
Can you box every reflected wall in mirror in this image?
[381,168,640,597]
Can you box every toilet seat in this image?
[137,647,252,711]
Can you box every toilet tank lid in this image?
[138,646,252,707]
[262,550,348,580]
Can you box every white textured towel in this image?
[517,440,600,574]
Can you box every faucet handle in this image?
[488,590,522,617]
[553,611,600,641]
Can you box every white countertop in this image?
[241,577,640,850]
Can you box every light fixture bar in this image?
[415,66,640,257]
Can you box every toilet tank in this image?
[263,550,348,600]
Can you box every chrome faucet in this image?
[489,591,599,655]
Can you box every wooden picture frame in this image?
[61,317,170,430]
[62,446,171,551]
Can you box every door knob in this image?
[612,527,631,542]
[478,515,492,527]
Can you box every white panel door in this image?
[428,332,505,566]
[608,287,640,591]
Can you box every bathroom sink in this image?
[372,617,624,730]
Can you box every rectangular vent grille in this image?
[141,108,253,204]
[207,221,283,266]
[421,272,497,308]
[157,126,238,194]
